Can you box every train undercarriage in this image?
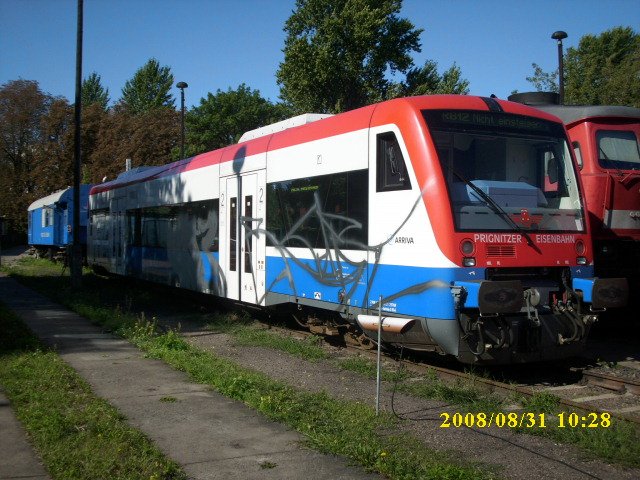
[286,272,628,365]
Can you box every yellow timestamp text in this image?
[439,412,611,429]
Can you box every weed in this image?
[0,303,186,480]
[521,391,560,413]
[6,257,640,470]
[337,355,409,382]
[223,323,328,361]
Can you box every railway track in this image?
[147,292,640,428]
[581,370,640,395]
[384,349,640,425]
[264,321,640,426]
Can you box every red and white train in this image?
[88,95,627,364]
[510,92,640,303]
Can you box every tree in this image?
[527,27,640,107]
[277,0,422,113]
[88,107,179,183]
[565,27,639,106]
[390,60,470,97]
[184,84,292,155]
[79,102,109,183]
[525,63,558,93]
[82,72,110,110]
[31,98,75,195]
[120,58,175,114]
[0,80,53,234]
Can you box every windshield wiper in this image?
[450,169,541,254]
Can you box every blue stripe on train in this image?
[265,256,460,319]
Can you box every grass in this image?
[0,303,186,480]
[3,258,498,480]
[338,343,640,467]
[338,356,504,412]
[120,319,500,480]
[204,311,329,361]
[4,257,640,469]
[518,391,640,468]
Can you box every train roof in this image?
[28,187,72,211]
[28,185,93,211]
[529,104,640,127]
[238,113,334,142]
[90,95,564,196]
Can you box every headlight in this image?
[463,257,476,267]
[460,239,475,255]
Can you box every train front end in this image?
[413,101,627,364]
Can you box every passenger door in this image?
[220,172,265,304]
[110,197,126,274]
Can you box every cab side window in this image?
[376,132,412,192]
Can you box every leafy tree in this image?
[525,63,558,93]
[527,27,639,107]
[82,72,110,110]
[184,84,292,155]
[79,102,109,182]
[0,80,50,175]
[565,27,639,106]
[32,98,75,195]
[88,107,179,183]
[0,80,53,234]
[390,60,470,97]
[277,0,422,113]
[120,58,175,114]
[437,63,470,95]
[0,74,178,237]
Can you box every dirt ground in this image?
[4,253,638,480]
[180,327,639,480]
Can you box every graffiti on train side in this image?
[237,185,449,312]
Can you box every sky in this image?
[1,0,638,110]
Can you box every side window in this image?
[196,199,219,252]
[126,210,141,246]
[542,150,560,194]
[572,141,583,170]
[266,170,368,248]
[42,207,53,227]
[376,132,411,192]
[596,130,640,170]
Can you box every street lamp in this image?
[176,81,188,159]
[551,31,568,104]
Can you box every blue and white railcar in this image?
[88,96,627,364]
[28,185,92,258]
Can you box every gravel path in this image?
[180,327,640,480]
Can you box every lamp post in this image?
[551,31,568,104]
[176,81,188,159]
[71,0,83,287]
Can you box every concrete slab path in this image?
[0,275,380,480]
[0,389,51,480]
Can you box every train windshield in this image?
[423,110,584,232]
[596,129,640,170]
